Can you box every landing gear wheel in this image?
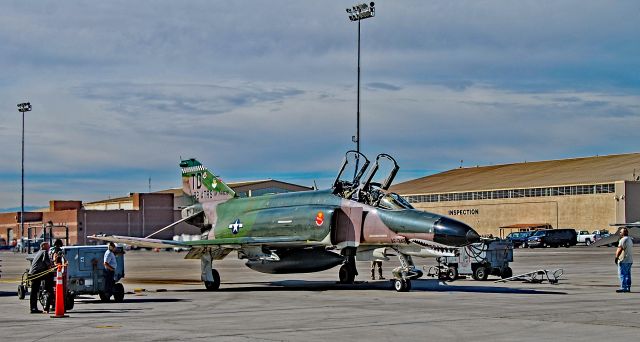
[447,266,458,281]
[501,267,513,279]
[17,285,27,300]
[474,266,489,281]
[393,279,411,292]
[113,283,125,303]
[339,264,356,284]
[204,269,221,291]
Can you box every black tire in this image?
[65,293,75,311]
[99,292,111,302]
[204,269,221,291]
[17,285,26,300]
[113,283,125,303]
[474,266,489,281]
[501,267,513,279]
[447,266,458,281]
[585,239,592,246]
[339,264,355,284]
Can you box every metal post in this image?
[346,3,375,178]
[21,109,24,250]
[355,18,361,175]
[17,102,32,253]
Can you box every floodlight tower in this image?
[346,2,375,174]
[17,102,32,252]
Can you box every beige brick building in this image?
[390,153,640,237]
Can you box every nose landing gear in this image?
[391,252,423,292]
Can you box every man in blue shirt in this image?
[103,242,117,300]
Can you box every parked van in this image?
[527,229,577,248]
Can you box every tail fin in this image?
[180,158,236,201]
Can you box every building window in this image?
[407,183,615,203]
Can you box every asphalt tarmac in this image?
[0,246,638,341]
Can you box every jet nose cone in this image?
[466,229,481,244]
[433,217,480,246]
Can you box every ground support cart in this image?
[427,240,514,281]
[17,245,126,307]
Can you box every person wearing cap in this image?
[103,242,117,299]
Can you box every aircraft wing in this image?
[88,235,187,249]
[590,225,640,247]
[89,234,314,249]
[590,234,619,247]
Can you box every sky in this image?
[0,1,639,211]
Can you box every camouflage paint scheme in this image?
[91,155,480,291]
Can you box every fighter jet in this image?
[90,151,480,292]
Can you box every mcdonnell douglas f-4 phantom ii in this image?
[90,151,480,292]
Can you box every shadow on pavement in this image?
[0,291,18,297]
[169,279,567,295]
[77,297,190,304]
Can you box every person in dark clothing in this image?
[370,260,385,280]
[28,242,53,313]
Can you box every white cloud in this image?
[0,1,638,208]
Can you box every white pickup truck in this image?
[576,230,599,245]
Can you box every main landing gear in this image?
[338,249,358,284]
[391,253,423,292]
[202,254,221,291]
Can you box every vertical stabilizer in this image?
[180,158,236,201]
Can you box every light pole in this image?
[346,2,375,175]
[17,102,32,252]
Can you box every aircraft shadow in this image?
[171,279,566,295]
[76,297,190,304]
[0,291,18,297]
[66,308,145,314]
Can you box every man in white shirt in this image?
[103,242,117,300]
[615,228,633,293]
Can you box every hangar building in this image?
[390,153,640,237]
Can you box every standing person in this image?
[28,241,53,313]
[49,239,66,266]
[615,228,633,293]
[103,242,117,300]
[370,260,385,280]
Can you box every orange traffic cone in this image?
[51,265,68,318]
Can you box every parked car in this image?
[527,229,578,248]
[576,230,600,245]
[506,231,534,248]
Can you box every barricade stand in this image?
[51,265,69,318]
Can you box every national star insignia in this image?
[229,219,243,234]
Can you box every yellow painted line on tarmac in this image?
[0,278,21,284]
[95,325,120,329]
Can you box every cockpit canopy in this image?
[377,192,414,210]
[332,151,406,209]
